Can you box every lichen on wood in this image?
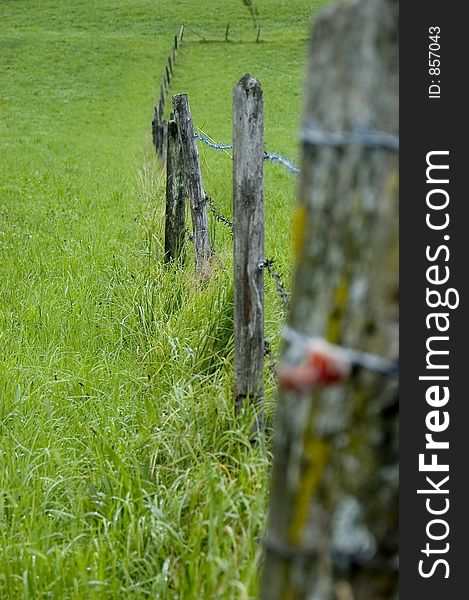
[260,0,398,598]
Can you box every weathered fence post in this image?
[260,0,398,598]
[159,119,168,166]
[158,96,164,120]
[173,94,211,276]
[233,74,264,413]
[164,120,186,263]
[151,106,159,152]
[225,23,230,42]
[178,24,185,44]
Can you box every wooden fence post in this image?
[151,107,159,152]
[233,74,264,413]
[260,0,398,598]
[164,120,186,263]
[160,119,168,166]
[178,24,185,44]
[173,94,211,276]
[158,97,164,120]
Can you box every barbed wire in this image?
[203,196,291,377]
[259,259,290,311]
[301,124,400,152]
[264,338,278,379]
[263,151,299,175]
[206,197,291,311]
[206,196,234,233]
[194,133,299,176]
[195,133,233,151]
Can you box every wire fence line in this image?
[161,82,293,383]
[207,195,290,314]
[259,259,290,311]
[263,339,278,379]
[194,133,300,176]
[194,133,233,152]
[263,151,299,174]
[206,196,234,232]
[205,193,290,377]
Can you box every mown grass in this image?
[1,0,328,597]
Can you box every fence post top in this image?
[172,93,188,108]
[235,73,262,95]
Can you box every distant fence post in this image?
[260,0,398,598]
[233,74,264,414]
[173,94,211,276]
[152,26,185,164]
[164,120,186,263]
[160,119,168,166]
[151,106,159,152]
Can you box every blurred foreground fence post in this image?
[173,93,211,276]
[233,74,265,415]
[164,119,186,263]
[260,0,399,598]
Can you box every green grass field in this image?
[0,1,328,597]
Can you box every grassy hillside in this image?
[0,0,328,597]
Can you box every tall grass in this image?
[0,0,329,596]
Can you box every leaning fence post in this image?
[233,74,264,414]
[260,0,398,598]
[164,120,186,263]
[173,94,211,276]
